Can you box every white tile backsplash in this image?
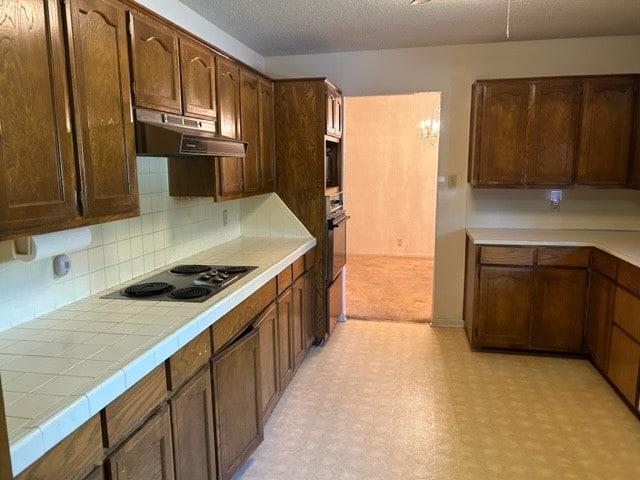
[0,157,310,332]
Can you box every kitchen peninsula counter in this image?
[466,228,640,268]
[0,235,315,476]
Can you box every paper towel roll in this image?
[12,227,92,262]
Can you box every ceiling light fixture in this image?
[410,0,431,5]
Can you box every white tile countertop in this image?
[0,235,315,476]
[466,228,640,268]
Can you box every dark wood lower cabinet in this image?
[212,328,263,480]
[531,267,588,351]
[170,366,216,480]
[108,405,175,480]
[277,289,295,390]
[477,266,533,348]
[304,268,316,351]
[255,303,280,420]
[607,325,640,406]
[586,271,616,372]
[292,276,306,369]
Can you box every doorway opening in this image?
[343,92,440,323]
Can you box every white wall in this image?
[344,94,439,257]
[265,36,640,326]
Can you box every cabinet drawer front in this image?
[304,248,316,271]
[277,265,293,294]
[537,247,590,267]
[168,329,211,390]
[480,246,535,266]
[618,261,640,297]
[292,256,305,280]
[592,249,619,280]
[212,279,276,352]
[15,415,102,480]
[614,288,640,343]
[104,364,167,447]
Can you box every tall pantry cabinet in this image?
[274,78,343,342]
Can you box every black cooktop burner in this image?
[168,286,211,300]
[124,282,174,297]
[219,266,248,274]
[170,264,212,275]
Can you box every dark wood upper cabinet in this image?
[259,78,276,192]
[628,78,640,189]
[469,75,640,188]
[240,69,261,194]
[216,56,241,139]
[576,77,636,186]
[179,36,216,120]
[128,11,181,114]
[469,81,529,186]
[524,80,581,186]
[0,0,78,239]
[65,0,138,220]
[326,84,343,138]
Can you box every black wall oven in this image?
[325,192,349,334]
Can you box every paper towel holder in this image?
[54,254,71,276]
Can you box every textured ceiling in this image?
[176,0,640,56]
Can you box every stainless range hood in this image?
[134,108,247,157]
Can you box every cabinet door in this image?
[292,276,306,369]
[0,0,78,239]
[576,77,636,185]
[531,268,587,352]
[334,92,343,138]
[586,271,616,372]
[66,0,138,220]
[216,56,241,139]
[524,80,581,186]
[326,87,337,136]
[170,366,216,480]
[255,303,279,420]
[477,266,532,348]
[472,82,529,186]
[216,157,243,198]
[179,36,216,120]
[212,329,263,480]
[277,289,295,390]
[108,405,175,480]
[629,79,640,189]
[608,325,640,406]
[258,77,276,192]
[128,12,181,114]
[240,69,261,193]
[304,267,317,350]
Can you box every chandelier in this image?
[418,107,440,146]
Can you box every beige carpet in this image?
[345,255,433,322]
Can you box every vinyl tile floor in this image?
[233,319,640,480]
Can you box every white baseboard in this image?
[430,318,464,328]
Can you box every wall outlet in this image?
[549,190,563,211]
[397,238,403,247]
[222,209,228,226]
[447,174,457,189]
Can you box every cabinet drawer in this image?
[536,247,590,267]
[304,248,316,271]
[292,256,305,280]
[168,329,211,390]
[614,288,640,343]
[480,246,535,266]
[618,261,640,297]
[212,279,276,352]
[592,249,619,280]
[15,415,103,480]
[104,364,167,448]
[277,265,293,294]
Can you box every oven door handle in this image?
[329,214,350,229]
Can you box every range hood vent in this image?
[134,108,247,158]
